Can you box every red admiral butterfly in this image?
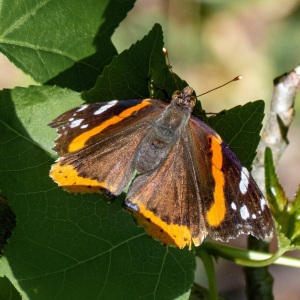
[49,84,273,249]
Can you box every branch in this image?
[252,66,300,194]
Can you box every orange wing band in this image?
[50,161,107,193]
[68,101,151,153]
[129,204,204,249]
[205,134,226,227]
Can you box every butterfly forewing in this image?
[189,116,273,241]
[214,144,273,239]
[49,100,165,155]
[50,99,166,195]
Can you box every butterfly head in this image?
[172,86,196,110]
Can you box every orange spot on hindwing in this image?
[126,203,204,249]
[68,101,151,153]
[50,161,107,193]
[206,135,226,227]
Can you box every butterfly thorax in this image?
[133,87,195,174]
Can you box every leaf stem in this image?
[196,247,218,300]
[202,242,300,268]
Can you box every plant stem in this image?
[202,242,300,268]
[196,247,218,300]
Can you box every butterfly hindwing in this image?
[125,131,208,249]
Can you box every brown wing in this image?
[125,116,273,249]
[189,116,274,241]
[50,99,166,196]
[124,129,212,249]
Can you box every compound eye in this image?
[172,90,182,101]
[189,96,196,108]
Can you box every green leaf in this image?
[265,147,300,250]
[0,193,16,256]
[0,0,135,91]
[0,85,196,300]
[83,23,189,103]
[0,86,83,153]
[0,276,21,300]
[207,101,265,169]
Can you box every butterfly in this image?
[49,86,274,249]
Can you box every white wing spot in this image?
[231,202,237,210]
[70,119,84,128]
[240,205,250,220]
[76,104,89,112]
[239,167,250,195]
[252,214,256,219]
[69,117,74,121]
[260,198,267,211]
[94,100,118,115]
[80,124,88,129]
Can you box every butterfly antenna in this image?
[197,76,243,97]
[163,47,179,90]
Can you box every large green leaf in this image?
[0,0,135,90]
[0,276,21,300]
[83,24,189,103]
[0,193,16,255]
[0,85,196,300]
